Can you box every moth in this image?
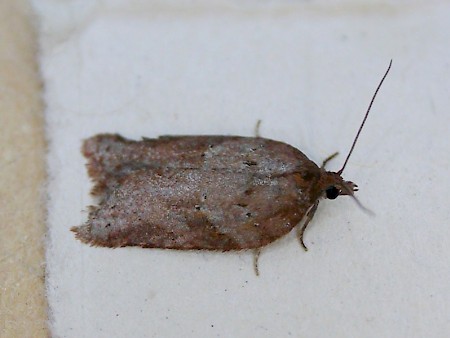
[72,61,392,274]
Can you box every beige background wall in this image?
[0,1,48,337]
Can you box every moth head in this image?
[319,172,358,200]
[320,171,372,214]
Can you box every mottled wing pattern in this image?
[72,134,320,250]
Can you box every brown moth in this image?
[72,61,392,274]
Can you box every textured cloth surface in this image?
[34,1,450,337]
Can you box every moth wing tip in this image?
[71,225,95,245]
[71,224,122,248]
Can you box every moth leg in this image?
[297,201,319,251]
[321,152,339,169]
[254,120,262,138]
[253,248,262,276]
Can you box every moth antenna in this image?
[341,184,375,216]
[349,194,375,216]
[338,60,392,175]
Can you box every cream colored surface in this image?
[0,1,48,337]
[36,1,450,337]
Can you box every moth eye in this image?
[325,186,340,200]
